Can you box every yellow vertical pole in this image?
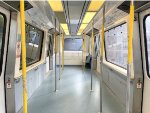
[126,1,134,113]
[90,21,94,91]
[20,1,28,113]
[62,32,64,70]
[100,18,105,58]
[99,5,105,113]
[128,1,134,64]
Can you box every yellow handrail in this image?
[126,1,134,113]
[128,3,134,64]
[20,1,28,113]
[99,6,105,113]
[62,32,64,70]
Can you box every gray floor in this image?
[18,66,100,113]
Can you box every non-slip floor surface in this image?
[18,66,100,113]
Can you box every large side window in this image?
[20,23,44,68]
[105,23,128,69]
[144,15,150,76]
[0,13,6,74]
[64,38,82,51]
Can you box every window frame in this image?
[104,22,127,69]
[20,22,44,69]
[0,12,7,75]
[143,14,150,78]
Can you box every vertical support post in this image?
[59,26,61,80]
[100,5,105,113]
[62,32,64,70]
[90,21,94,91]
[83,33,86,71]
[82,33,84,70]
[126,1,134,113]
[54,18,57,92]
[20,1,28,113]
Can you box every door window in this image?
[144,15,150,77]
[0,13,6,75]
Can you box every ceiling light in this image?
[79,24,88,30]
[82,12,96,23]
[64,29,70,35]
[48,0,63,12]
[78,29,84,33]
[88,0,104,11]
[60,24,68,30]
[77,33,81,35]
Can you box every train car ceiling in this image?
[48,1,104,36]
[84,1,128,33]
[4,1,33,11]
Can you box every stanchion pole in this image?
[82,33,84,70]
[59,26,61,80]
[100,5,105,113]
[20,1,28,113]
[62,32,64,70]
[54,19,57,92]
[90,21,94,91]
[83,33,86,70]
[126,1,134,113]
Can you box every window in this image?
[0,13,6,75]
[144,15,150,76]
[64,38,82,51]
[105,23,128,69]
[20,23,44,68]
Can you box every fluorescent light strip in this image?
[88,0,104,11]
[60,24,68,30]
[80,24,88,30]
[48,0,63,12]
[60,23,70,35]
[77,33,81,35]
[82,12,96,24]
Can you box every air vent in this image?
[4,1,33,11]
[117,1,150,13]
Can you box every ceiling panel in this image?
[67,1,86,35]
[55,12,66,23]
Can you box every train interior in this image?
[0,0,150,113]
